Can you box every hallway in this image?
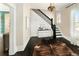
[0,3,79,56]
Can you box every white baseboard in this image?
[9,46,17,55]
[9,45,25,55]
[17,45,24,52]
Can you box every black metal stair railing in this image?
[32,9,62,40]
[38,9,59,39]
[32,9,51,25]
[38,9,51,21]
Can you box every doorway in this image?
[0,4,10,56]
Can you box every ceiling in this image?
[30,3,72,11]
[0,4,10,11]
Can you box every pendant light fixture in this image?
[48,3,56,12]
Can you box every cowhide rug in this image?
[33,40,77,56]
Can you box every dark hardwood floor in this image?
[13,37,42,56]
[13,37,79,56]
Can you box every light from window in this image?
[57,13,61,24]
[71,9,79,37]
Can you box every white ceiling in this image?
[30,3,72,11]
[0,4,10,11]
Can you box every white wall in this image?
[7,3,31,55]
[30,3,49,10]
[15,3,54,53]
[23,3,31,50]
[30,10,52,37]
[8,3,31,55]
[56,8,71,40]
[41,9,54,19]
[15,4,24,51]
[8,3,17,55]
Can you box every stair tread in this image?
[56,36,63,37]
[56,30,60,31]
[56,31,61,33]
[56,34,62,36]
[56,33,61,34]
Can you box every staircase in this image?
[56,26,63,38]
[32,9,51,25]
[32,9,63,39]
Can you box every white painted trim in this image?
[4,3,17,55]
[9,7,17,55]
[12,6,17,55]
[17,45,24,52]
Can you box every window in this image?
[0,12,5,34]
[0,13,1,33]
[0,4,10,35]
[57,13,61,24]
[71,9,79,37]
[0,12,10,34]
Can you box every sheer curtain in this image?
[71,9,79,45]
[71,9,79,37]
